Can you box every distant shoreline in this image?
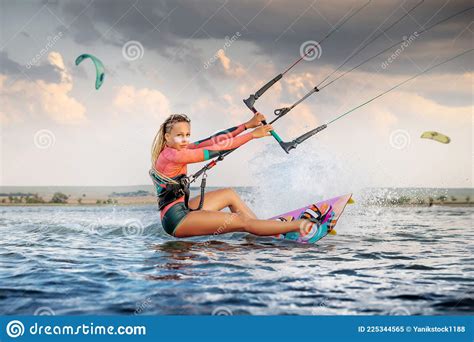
[0,186,472,207]
[0,197,472,207]
[0,195,157,206]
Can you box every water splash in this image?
[247,140,365,217]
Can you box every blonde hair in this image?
[150,114,191,184]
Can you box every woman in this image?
[150,113,333,241]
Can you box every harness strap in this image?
[187,172,206,211]
[149,168,206,211]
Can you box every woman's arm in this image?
[187,123,247,149]
[188,113,266,149]
[165,132,254,164]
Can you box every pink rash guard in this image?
[155,123,253,218]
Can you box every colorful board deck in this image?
[268,193,353,244]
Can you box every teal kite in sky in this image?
[75,54,105,90]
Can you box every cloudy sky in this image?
[0,0,472,188]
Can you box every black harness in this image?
[150,150,230,212]
[149,169,206,211]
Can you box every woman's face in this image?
[165,122,191,150]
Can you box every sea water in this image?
[0,188,472,315]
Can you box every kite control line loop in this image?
[274,107,290,117]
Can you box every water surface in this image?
[1,195,472,315]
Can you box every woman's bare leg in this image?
[174,210,307,238]
[187,188,257,219]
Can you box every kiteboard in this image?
[268,193,353,244]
